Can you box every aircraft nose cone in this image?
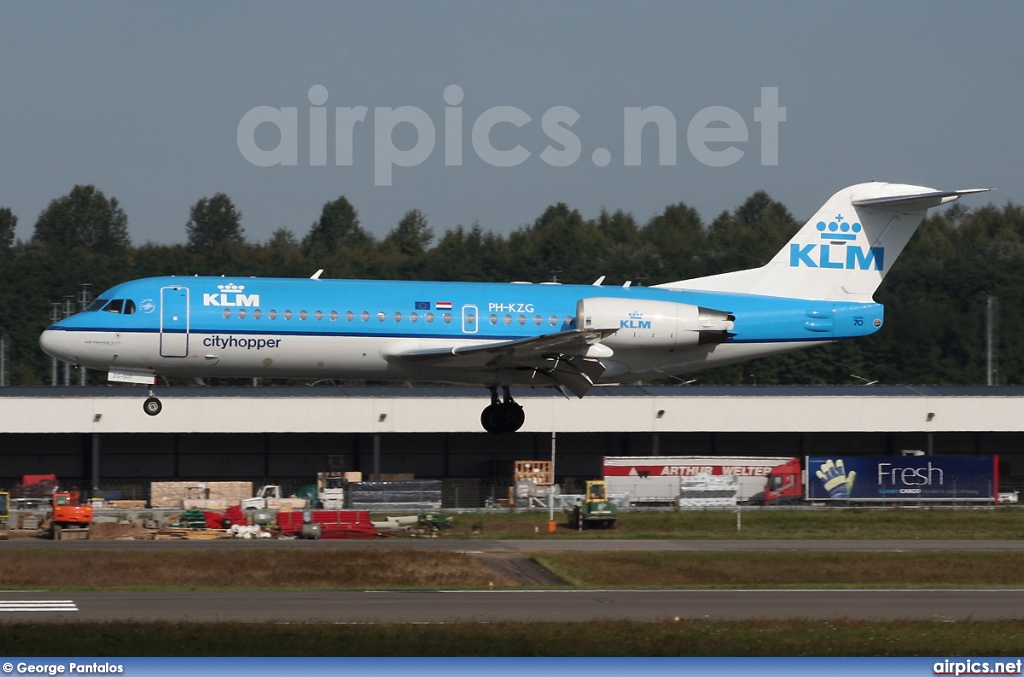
[39,328,76,363]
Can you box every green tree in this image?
[507,203,606,283]
[707,191,798,273]
[641,202,708,282]
[383,209,433,258]
[302,196,369,256]
[593,209,660,285]
[185,193,245,254]
[251,228,308,277]
[31,185,131,254]
[0,207,16,252]
[423,223,513,282]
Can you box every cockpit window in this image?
[86,299,109,312]
[100,299,136,314]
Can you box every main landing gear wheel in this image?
[143,396,162,416]
[481,386,525,434]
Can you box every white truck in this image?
[315,472,345,509]
[240,485,309,511]
[603,456,794,507]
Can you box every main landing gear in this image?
[143,388,162,416]
[481,386,525,434]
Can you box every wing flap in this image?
[392,328,613,367]
[388,329,614,396]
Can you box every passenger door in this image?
[160,286,190,357]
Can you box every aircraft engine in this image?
[576,297,734,350]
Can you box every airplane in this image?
[40,182,988,433]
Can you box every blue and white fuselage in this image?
[40,276,882,382]
[39,182,988,432]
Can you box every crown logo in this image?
[628,310,643,319]
[816,215,862,243]
[218,283,245,292]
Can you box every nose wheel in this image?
[143,389,163,416]
[481,386,525,433]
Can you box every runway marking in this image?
[0,600,78,612]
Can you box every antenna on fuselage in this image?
[310,269,324,280]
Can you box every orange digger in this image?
[50,491,92,540]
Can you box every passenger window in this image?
[425,312,434,323]
[254,309,262,320]
[223,309,231,319]
[284,310,293,320]
[314,310,323,321]
[410,312,418,323]
[393,312,402,322]
[238,309,247,319]
[299,310,308,320]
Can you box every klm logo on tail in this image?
[790,216,884,271]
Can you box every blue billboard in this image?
[806,456,998,502]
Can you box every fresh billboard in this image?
[806,456,998,502]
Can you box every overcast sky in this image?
[2,1,1021,249]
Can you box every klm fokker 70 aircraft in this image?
[40,182,986,432]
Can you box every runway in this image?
[2,539,1023,623]
[2,588,1023,623]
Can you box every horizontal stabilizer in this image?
[852,188,990,212]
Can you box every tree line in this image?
[1,185,1021,387]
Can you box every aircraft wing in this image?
[388,328,615,397]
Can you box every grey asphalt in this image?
[2,588,1023,623]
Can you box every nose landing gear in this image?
[143,387,162,416]
[481,386,525,434]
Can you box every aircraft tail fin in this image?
[655,183,988,301]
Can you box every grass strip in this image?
[532,551,1024,588]
[2,619,1024,656]
[0,550,513,590]
[3,550,1024,590]
[449,507,1024,540]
